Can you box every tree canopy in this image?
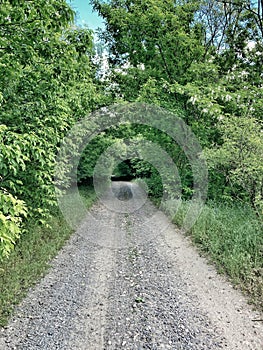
[91,0,263,212]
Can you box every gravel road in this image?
[0,182,262,350]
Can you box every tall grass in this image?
[0,185,96,326]
[169,200,263,310]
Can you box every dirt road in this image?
[0,182,262,349]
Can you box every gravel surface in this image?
[0,182,262,350]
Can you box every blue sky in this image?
[67,0,105,30]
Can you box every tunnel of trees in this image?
[0,0,262,275]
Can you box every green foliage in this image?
[137,174,164,200]
[0,190,27,260]
[77,133,117,182]
[91,1,258,208]
[206,116,263,214]
[92,0,262,214]
[93,0,204,83]
[0,1,100,259]
[113,160,133,177]
[77,121,194,200]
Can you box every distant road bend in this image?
[0,182,262,349]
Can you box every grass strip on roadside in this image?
[0,185,96,327]
[164,200,263,311]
